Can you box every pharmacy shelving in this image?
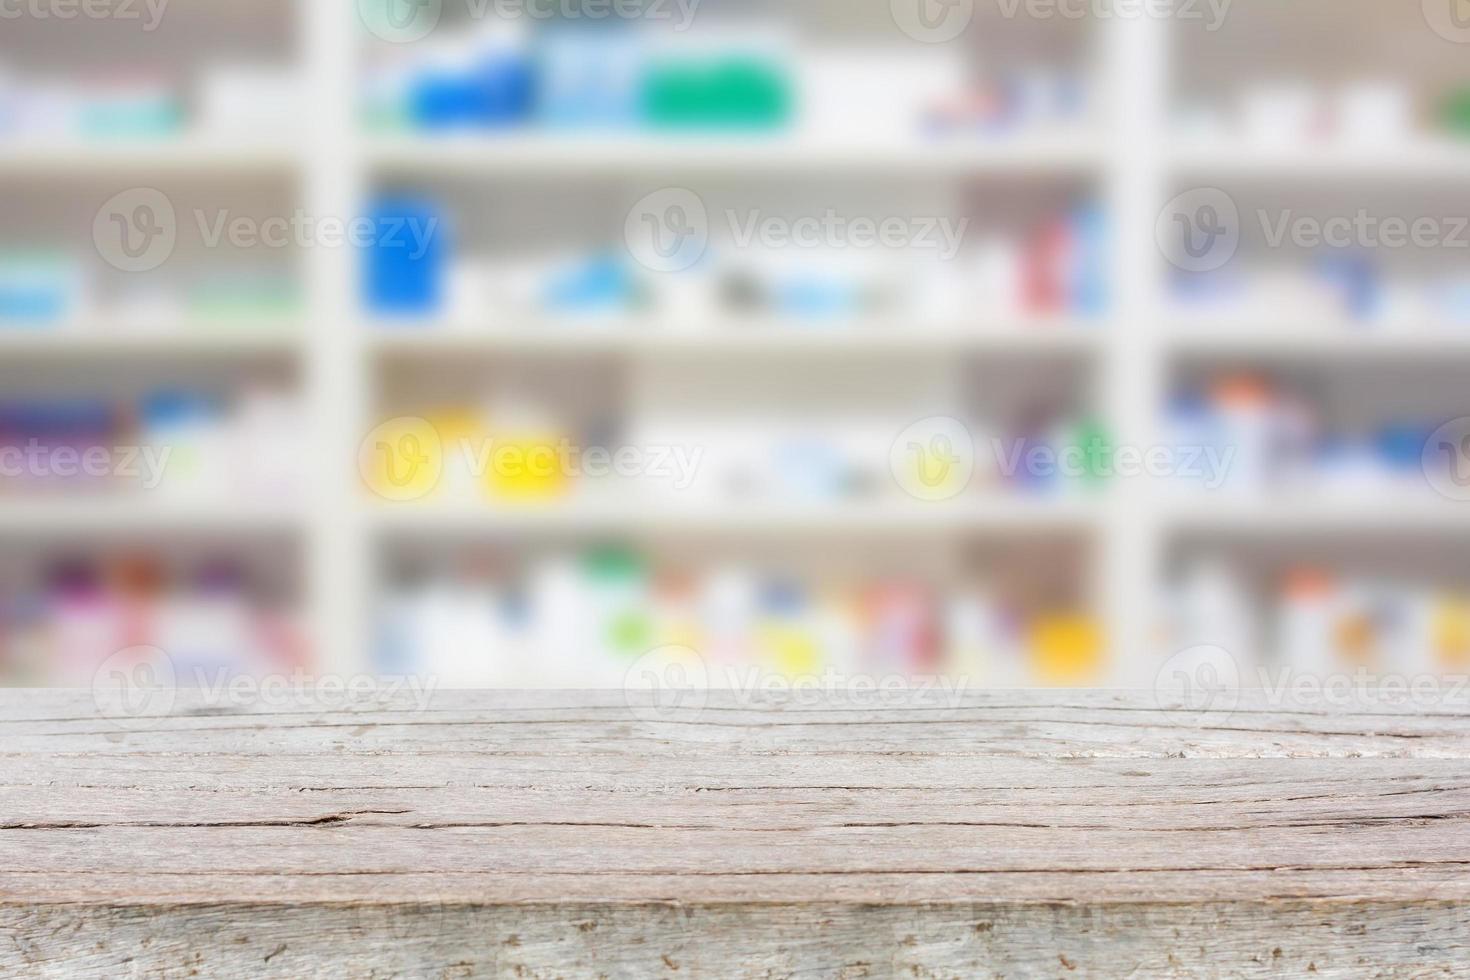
[349,1,1122,679]
[1153,0,1470,673]
[8,0,1466,685]
[0,0,324,676]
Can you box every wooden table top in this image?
[2,689,1467,978]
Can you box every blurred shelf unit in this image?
[8,0,1470,684]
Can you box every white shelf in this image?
[0,498,305,534]
[365,132,1103,176]
[0,326,301,358]
[0,139,299,176]
[1168,139,1470,179]
[367,496,1103,536]
[367,319,1102,357]
[1160,497,1470,533]
[1166,322,1470,358]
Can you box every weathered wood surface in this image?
[2,689,1468,978]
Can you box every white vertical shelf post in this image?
[1101,10,1170,680]
[301,0,370,673]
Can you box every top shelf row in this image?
[3,1,1468,173]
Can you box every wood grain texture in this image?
[2,689,1468,978]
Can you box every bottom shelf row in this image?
[3,526,1469,693]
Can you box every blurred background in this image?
[1,0,1468,692]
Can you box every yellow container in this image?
[1029,614,1105,685]
[482,431,571,501]
[757,623,821,680]
[1434,598,1470,670]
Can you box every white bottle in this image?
[1173,557,1256,676]
[156,562,257,686]
[1276,568,1336,679]
[946,591,1002,687]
